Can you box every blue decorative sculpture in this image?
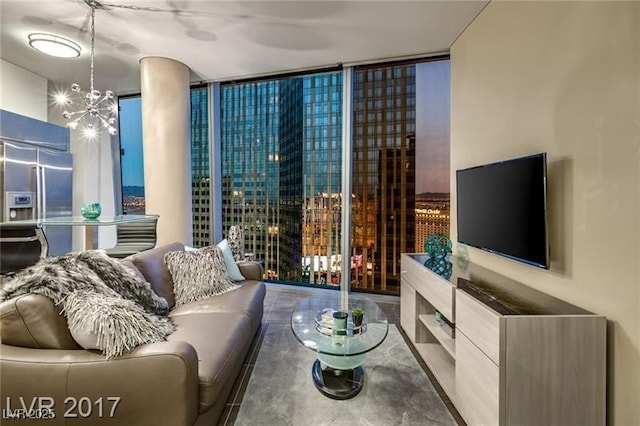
[424,233,453,279]
[424,233,452,259]
[424,256,453,279]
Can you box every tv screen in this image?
[456,153,549,269]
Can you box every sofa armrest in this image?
[0,341,199,426]
[237,261,263,281]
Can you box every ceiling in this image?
[1,0,487,95]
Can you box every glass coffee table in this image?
[291,293,388,399]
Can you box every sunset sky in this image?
[415,60,451,195]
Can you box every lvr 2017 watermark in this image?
[2,396,121,420]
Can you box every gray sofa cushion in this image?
[170,281,265,332]
[167,312,253,412]
[0,294,80,350]
[130,242,185,308]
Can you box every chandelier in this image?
[54,0,117,138]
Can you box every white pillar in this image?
[140,57,193,246]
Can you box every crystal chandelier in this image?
[54,0,117,138]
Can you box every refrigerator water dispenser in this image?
[5,191,36,221]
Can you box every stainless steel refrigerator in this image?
[1,110,73,256]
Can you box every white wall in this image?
[0,59,117,249]
[0,59,47,121]
[451,2,639,424]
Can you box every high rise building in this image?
[351,64,416,296]
[214,61,449,296]
[221,80,281,277]
[278,78,304,281]
[299,74,342,285]
[220,72,342,283]
[191,86,211,247]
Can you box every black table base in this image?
[311,359,364,400]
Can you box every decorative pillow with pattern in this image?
[164,248,239,306]
[200,239,245,282]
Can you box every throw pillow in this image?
[210,239,245,282]
[164,248,239,306]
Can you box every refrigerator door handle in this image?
[40,164,47,218]
[35,164,43,219]
[35,164,47,219]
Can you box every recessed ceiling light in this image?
[28,33,81,58]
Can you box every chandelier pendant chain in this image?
[89,5,95,99]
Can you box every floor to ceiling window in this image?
[117,58,449,296]
[351,58,450,295]
[191,85,210,247]
[220,71,343,285]
[118,95,145,215]
[216,59,449,295]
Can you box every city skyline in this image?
[119,60,451,296]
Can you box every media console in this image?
[400,253,606,426]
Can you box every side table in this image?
[291,293,388,399]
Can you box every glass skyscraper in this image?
[195,59,449,296]
[351,64,417,295]
[119,61,448,293]
[191,85,211,247]
[220,71,342,284]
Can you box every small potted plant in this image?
[352,308,365,329]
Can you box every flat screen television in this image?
[456,153,549,269]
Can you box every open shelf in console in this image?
[419,313,455,358]
[400,253,457,401]
[414,342,455,396]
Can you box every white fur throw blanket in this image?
[0,250,175,359]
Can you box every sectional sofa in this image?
[0,242,266,425]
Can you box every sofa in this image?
[0,242,266,425]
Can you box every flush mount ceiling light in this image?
[28,33,81,58]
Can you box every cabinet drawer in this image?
[456,331,500,426]
[456,289,501,365]
[401,255,455,321]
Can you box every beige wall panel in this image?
[451,2,640,424]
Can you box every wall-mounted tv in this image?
[456,153,549,269]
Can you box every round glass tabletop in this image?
[291,293,389,358]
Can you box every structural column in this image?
[140,57,193,246]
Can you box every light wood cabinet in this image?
[400,253,607,426]
[400,253,456,401]
[455,330,500,426]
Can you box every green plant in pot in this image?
[352,308,365,328]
